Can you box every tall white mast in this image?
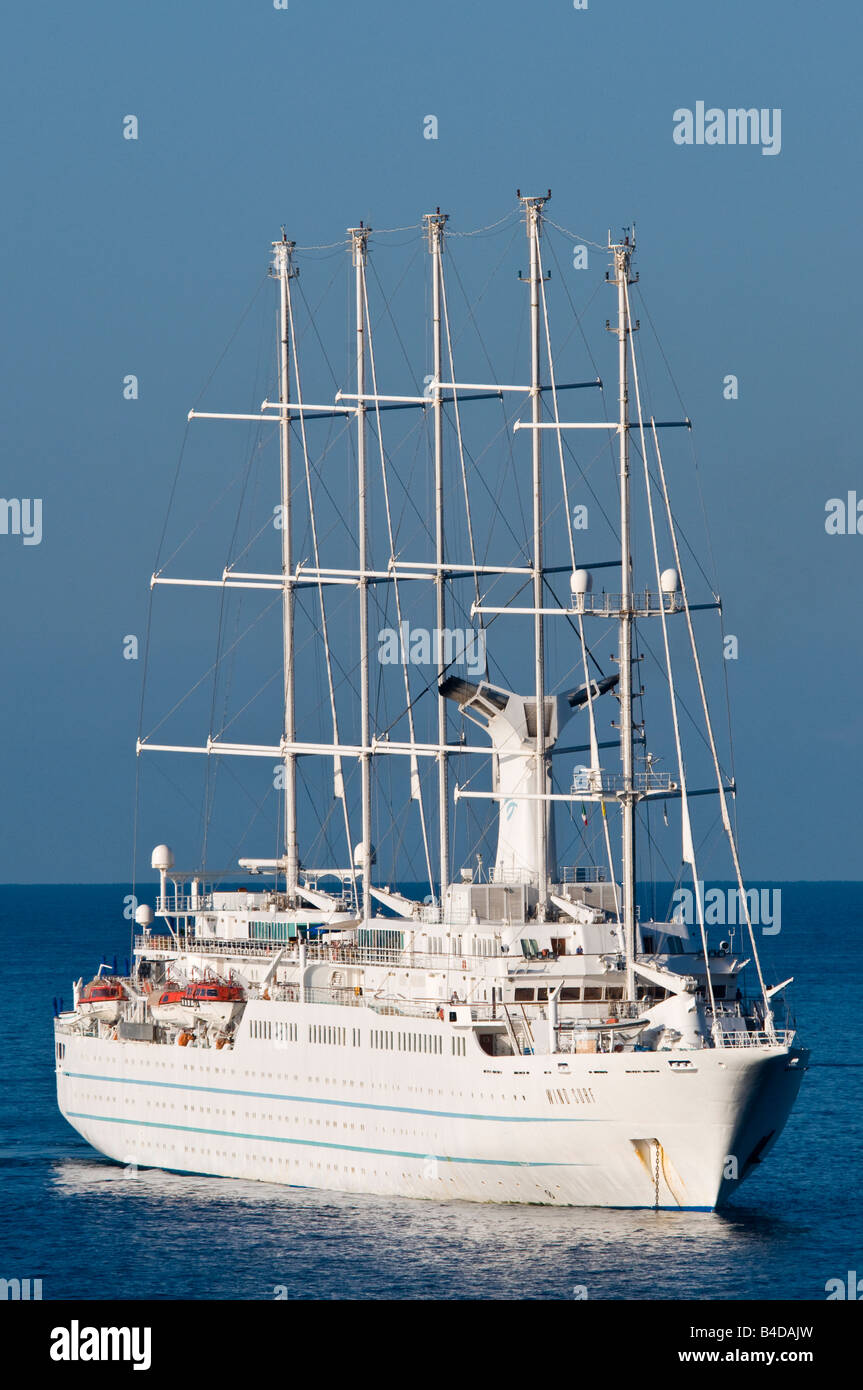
[424,209,449,904]
[274,233,299,899]
[350,223,373,920]
[521,192,550,915]
[611,232,637,1000]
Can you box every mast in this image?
[521,193,550,915]
[274,233,299,900]
[611,232,637,1000]
[425,209,449,905]
[349,222,373,921]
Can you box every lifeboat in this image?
[149,974,245,1028]
[184,977,245,1027]
[148,982,191,1026]
[78,977,126,1024]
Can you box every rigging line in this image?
[203,336,273,863]
[288,272,358,909]
[545,232,620,501]
[543,216,607,254]
[211,665,281,741]
[626,275,717,1026]
[373,574,534,744]
[148,273,269,578]
[440,248,484,627]
[293,237,349,252]
[368,250,424,387]
[154,442,272,579]
[295,273,346,391]
[447,225,522,359]
[541,574,606,679]
[445,235,531,575]
[648,412,774,1030]
[626,428,718,595]
[448,208,521,238]
[537,236,576,575]
[545,234,607,380]
[140,594,281,745]
[363,260,435,895]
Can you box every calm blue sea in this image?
[1,883,859,1301]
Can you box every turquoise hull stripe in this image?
[64,1069,597,1125]
[65,1110,584,1168]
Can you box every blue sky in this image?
[1,0,861,883]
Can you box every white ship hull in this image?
[55,1003,807,1210]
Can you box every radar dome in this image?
[135,904,154,928]
[570,569,593,596]
[151,844,175,872]
[353,842,377,868]
[660,568,679,594]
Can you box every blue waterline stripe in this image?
[64,1070,597,1124]
[65,1111,583,1168]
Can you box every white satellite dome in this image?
[660,568,679,594]
[134,903,154,928]
[151,844,175,872]
[570,568,593,596]
[353,841,377,868]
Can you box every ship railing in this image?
[571,590,683,618]
[560,865,608,884]
[716,1028,796,1048]
[133,935,509,970]
[571,768,677,795]
[156,894,214,913]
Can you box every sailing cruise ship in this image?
[55,196,807,1208]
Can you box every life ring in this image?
[215,1037,228,1050]
[436,1007,444,1021]
[177,1031,191,1047]
[461,960,467,970]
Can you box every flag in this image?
[580,804,588,826]
[663,803,669,827]
[600,800,607,819]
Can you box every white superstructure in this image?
[55,199,807,1209]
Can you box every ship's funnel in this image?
[440,675,617,885]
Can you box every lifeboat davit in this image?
[78,977,126,1024]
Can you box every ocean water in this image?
[1,882,859,1301]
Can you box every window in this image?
[537,987,548,1002]
[584,986,602,1001]
[358,927,404,952]
[560,986,581,1001]
[605,986,623,1001]
[514,988,534,1002]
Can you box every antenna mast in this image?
[349,223,373,921]
[611,230,637,1000]
[274,233,299,899]
[521,192,550,915]
[424,208,450,906]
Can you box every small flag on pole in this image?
[580,804,588,826]
[663,804,669,827]
[600,800,607,819]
